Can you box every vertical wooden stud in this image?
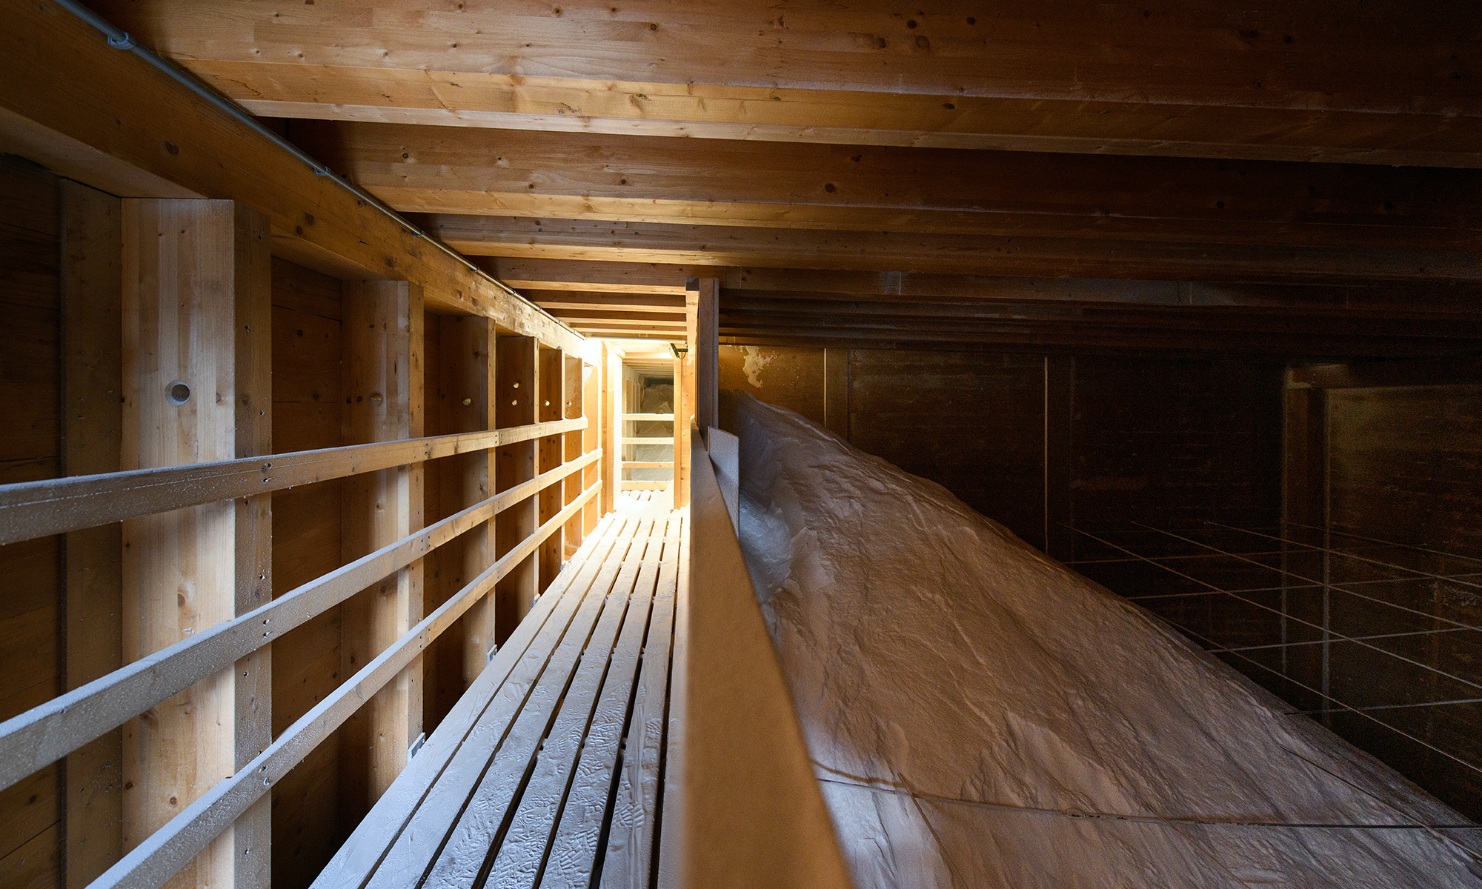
[339,279,424,819]
[61,180,123,889]
[537,346,564,590]
[587,351,607,533]
[120,199,272,889]
[693,277,720,436]
[494,335,537,641]
[822,347,850,440]
[601,345,621,522]
[562,353,586,553]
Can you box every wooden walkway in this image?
[314,493,685,889]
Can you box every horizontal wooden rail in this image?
[622,461,675,469]
[622,436,674,446]
[624,413,675,422]
[0,417,587,545]
[0,450,600,793]
[92,481,602,889]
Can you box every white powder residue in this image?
[740,346,774,388]
[732,392,1482,889]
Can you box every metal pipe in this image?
[45,0,580,341]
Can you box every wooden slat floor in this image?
[314,493,686,889]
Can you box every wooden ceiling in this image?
[90,0,1482,355]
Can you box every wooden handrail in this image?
[0,417,586,545]
[91,481,603,889]
[660,427,854,888]
[0,450,600,793]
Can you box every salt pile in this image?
[731,393,1482,888]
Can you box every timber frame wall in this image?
[0,6,623,886]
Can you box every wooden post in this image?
[822,347,850,440]
[562,353,586,552]
[1283,380,1330,709]
[495,335,537,641]
[586,352,606,533]
[340,279,424,819]
[120,198,272,889]
[537,346,565,590]
[61,180,123,889]
[602,345,622,518]
[433,316,497,696]
[693,277,720,436]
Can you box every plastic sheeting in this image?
[733,393,1482,888]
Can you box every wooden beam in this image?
[315,124,1482,251]
[530,292,687,313]
[494,336,538,641]
[120,198,272,888]
[692,279,719,436]
[61,179,123,889]
[477,259,712,296]
[340,279,424,821]
[94,0,1482,167]
[602,346,621,518]
[0,1,584,354]
[537,346,565,591]
[427,216,1482,283]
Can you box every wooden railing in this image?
[0,418,601,888]
[621,410,676,491]
[659,425,854,888]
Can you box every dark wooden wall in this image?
[269,258,348,888]
[0,156,64,887]
[1292,371,1482,820]
[718,345,1284,554]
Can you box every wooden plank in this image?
[480,258,710,296]
[300,122,1482,251]
[0,417,586,547]
[119,198,271,889]
[624,413,676,422]
[421,518,655,887]
[358,510,638,889]
[495,335,539,641]
[486,518,665,887]
[589,514,681,889]
[623,437,676,447]
[533,293,687,312]
[623,461,674,470]
[666,435,853,889]
[95,0,1482,166]
[312,508,630,889]
[538,346,566,591]
[0,2,586,355]
[59,178,123,889]
[339,279,424,822]
[428,214,1482,284]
